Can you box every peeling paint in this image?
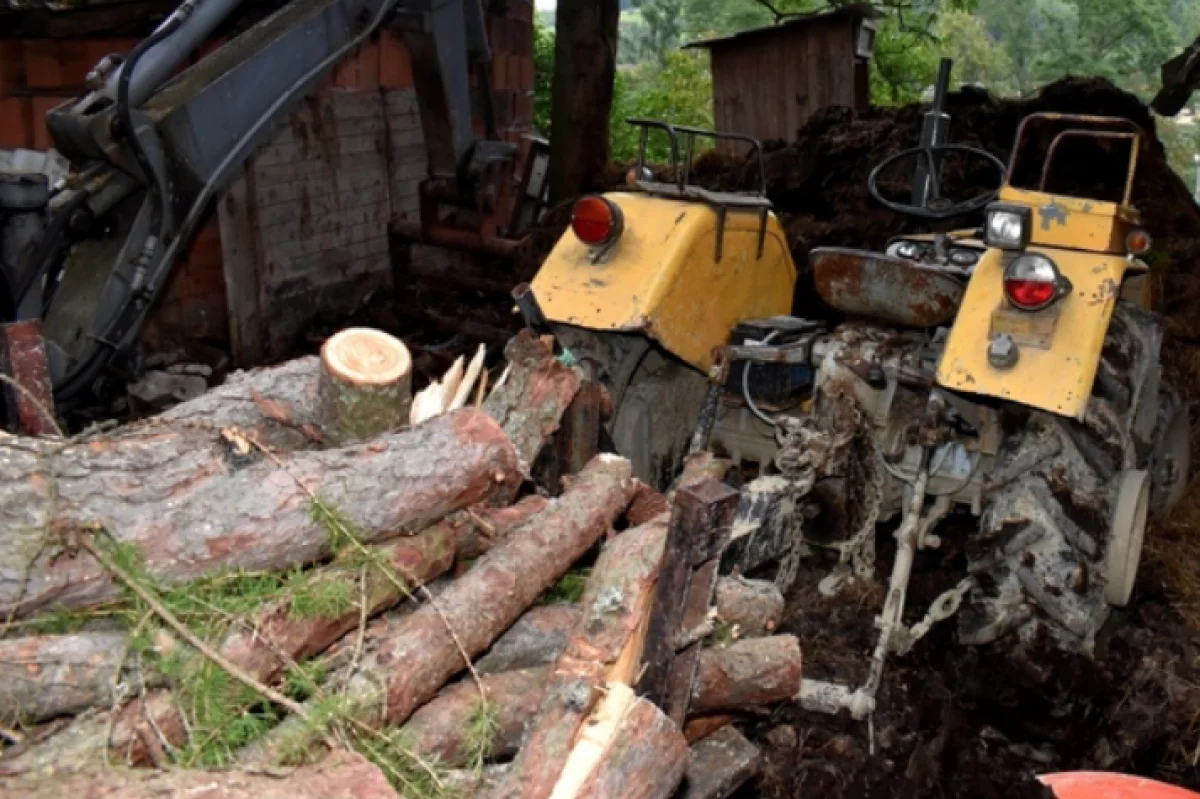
[1039,204,1070,230]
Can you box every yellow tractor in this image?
[524,91,1188,715]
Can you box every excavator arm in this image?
[0,0,540,405]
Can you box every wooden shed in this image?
[686,7,878,149]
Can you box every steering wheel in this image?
[868,144,1007,220]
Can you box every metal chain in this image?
[896,577,975,654]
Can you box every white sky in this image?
[534,0,555,8]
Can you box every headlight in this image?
[984,204,1032,250]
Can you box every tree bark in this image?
[477,604,582,675]
[1,501,547,774]
[0,632,131,724]
[491,516,669,799]
[0,408,521,619]
[689,636,802,715]
[547,0,620,203]
[396,637,800,769]
[0,750,399,799]
[485,332,583,472]
[243,454,636,763]
[404,666,548,765]
[568,692,689,799]
[713,577,785,637]
[316,328,412,446]
[677,726,761,799]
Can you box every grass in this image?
[540,569,590,604]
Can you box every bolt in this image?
[987,334,1019,370]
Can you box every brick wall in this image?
[0,0,536,365]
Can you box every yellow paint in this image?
[936,246,1133,419]
[532,192,796,372]
[998,187,1141,254]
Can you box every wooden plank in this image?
[218,170,266,367]
[639,480,739,711]
[660,558,719,724]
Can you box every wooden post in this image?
[317,327,411,444]
[0,320,56,436]
[548,0,620,203]
[640,479,740,723]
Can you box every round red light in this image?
[1127,230,1152,255]
[1005,279,1057,310]
[571,196,622,247]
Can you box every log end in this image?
[321,328,412,388]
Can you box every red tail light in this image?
[571,196,623,247]
[1004,253,1067,312]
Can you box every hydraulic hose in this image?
[55,0,401,403]
[11,189,92,315]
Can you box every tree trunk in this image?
[547,0,620,203]
[689,636,802,715]
[565,689,689,799]
[316,328,412,445]
[0,408,522,619]
[491,516,669,799]
[1,501,548,774]
[243,455,636,763]
[404,666,548,765]
[395,637,800,769]
[477,604,582,675]
[485,332,583,472]
[713,577,785,637]
[0,750,399,799]
[0,632,131,724]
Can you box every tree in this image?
[627,0,686,64]
[548,0,622,202]
[935,9,1016,94]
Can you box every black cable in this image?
[11,190,92,314]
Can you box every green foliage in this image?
[624,0,686,65]
[611,50,714,162]
[540,568,591,604]
[533,19,554,136]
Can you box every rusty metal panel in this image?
[811,247,965,327]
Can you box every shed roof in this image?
[683,3,879,51]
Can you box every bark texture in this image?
[689,636,803,715]
[493,516,669,799]
[678,726,761,799]
[0,632,130,724]
[403,666,547,765]
[245,455,636,762]
[0,408,521,618]
[713,577,785,637]
[570,695,689,799]
[485,332,583,471]
[476,604,582,675]
[0,749,399,799]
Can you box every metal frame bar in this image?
[1008,113,1144,206]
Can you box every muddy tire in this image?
[959,302,1176,657]
[556,327,710,489]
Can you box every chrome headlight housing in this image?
[984,203,1032,251]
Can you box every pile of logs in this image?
[0,328,802,799]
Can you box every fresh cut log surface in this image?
[0,408,522,619]
[0,750,400,799]
[316,328,412,445]
[243,454,636,763]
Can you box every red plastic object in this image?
[571,195,623,247]
[1041,772,1200,799]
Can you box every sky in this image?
[534,0,555,8]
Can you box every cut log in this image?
[559,689,689,799]
[388,636,801,768]
[0,632,130,724]
[477,604,582,675]
[404,666,548,765]
[454,496,551,562]
[491,515,669,799]
[0,408,521,619]
[714,576,785,637]
[676,726,760,799]
[160,356,325,451]
[485,331,583,471]
[689,636,802,715]
[317,328,412,445]
[0,749,399,799]
[627,453,734,528]
[243,454,636,763]
[3,501,547,773]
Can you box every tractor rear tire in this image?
[959,301,1176,658]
